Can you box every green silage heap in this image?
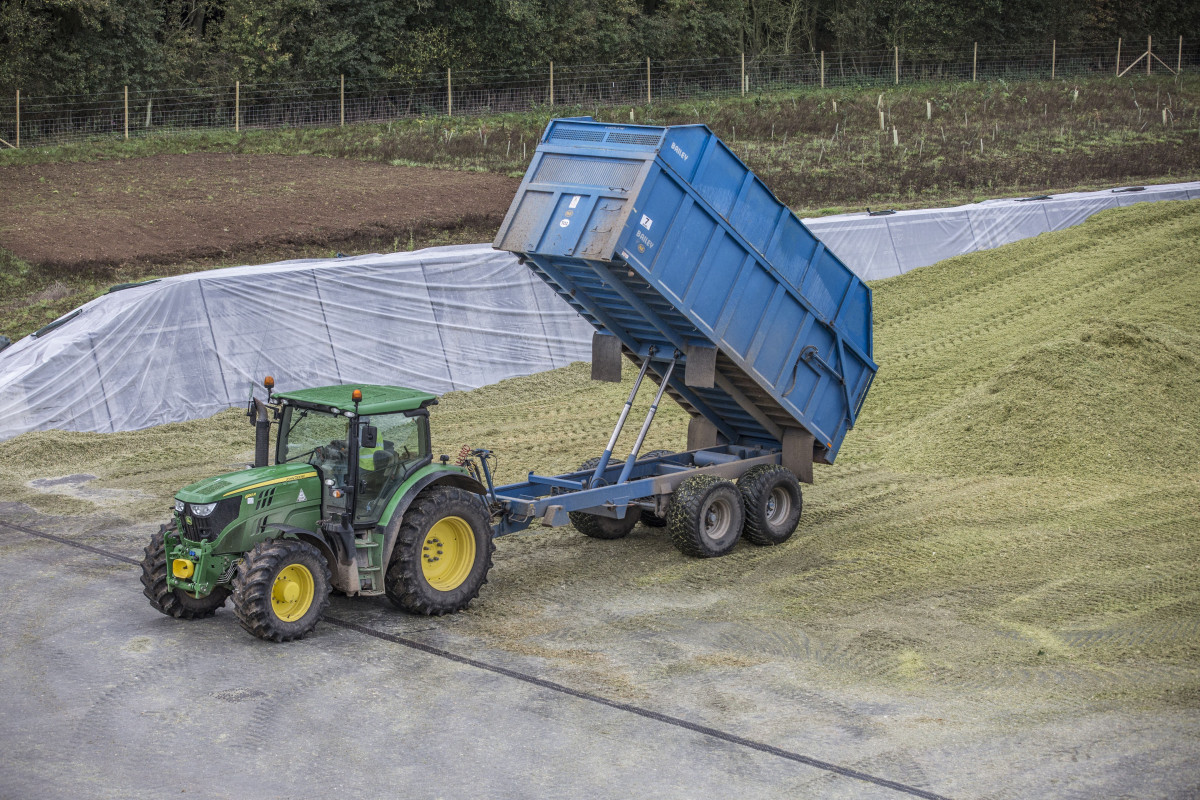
[845,199,1200,480]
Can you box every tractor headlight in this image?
[174,499,185,514]
[189,502,218,517]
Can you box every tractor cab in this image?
[271,384,437,526]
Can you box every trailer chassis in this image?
[473,350,783,537]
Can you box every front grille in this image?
[180,497,241,542]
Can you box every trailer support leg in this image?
[616,353,679,484]
[592,353,653,486]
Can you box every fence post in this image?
[741,52,745,96]
[1116,38,1121,76]
[235,80,240,132]
[646,57,651,104]
[340,74,344,126]
[820,51,825,88]
[124,85,129,140]
[1051,40,1056,79]
[972,42,977,82]
[1179,36,1184,74]
[14,90,18,148]
[1147,36,1152,76]
[549,61,554,106]
[447,68,452,116]
[894,45,899,84]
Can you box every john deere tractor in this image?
[140,379,494,642]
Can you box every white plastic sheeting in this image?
[2,181,1197,441]
[805,181,1200,280]
[0,244,592,441]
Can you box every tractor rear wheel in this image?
[637,450,674,527]
[666,475,745,558]
[385,486,494,615]
[738,465,803,546]
[141,524,229,619]
[569,457,638,539]
[232,539,331,642]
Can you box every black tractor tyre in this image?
[637,450,673,527]
[141,524,229,619]
[737,465,803,546]
[666,475,745,558]
[569,456,639,539]
[232,538,331,642]
[385,486,494,615]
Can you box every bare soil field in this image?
[0,153,518,270]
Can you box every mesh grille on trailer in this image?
[534,155,642,190]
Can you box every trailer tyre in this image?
[385,486,494,615]
[569,457,638,539]
[232,538,331,642]
[637,450,674,527]
[737,465,803,546]
[667,475,745,558]
[141,524,230,619]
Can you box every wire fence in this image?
[2,40,1197,149]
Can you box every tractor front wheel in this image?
[141,524,229,619]
[231,539,331,642]
[385,486,494,615]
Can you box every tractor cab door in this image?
[354,412,431,526]
[276,406,354,517]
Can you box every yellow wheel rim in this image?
[271,563,315,622]
[421,516,476,592]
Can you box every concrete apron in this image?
[1,504,1196,800]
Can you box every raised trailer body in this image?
[488,117,877,540]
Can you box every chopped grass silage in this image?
[0,199,1197,702]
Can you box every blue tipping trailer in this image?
[474,117,877,555]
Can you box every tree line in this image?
[2,0,1197,96]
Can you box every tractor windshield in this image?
[278,407,350,475]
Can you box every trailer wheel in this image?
[637,450,674,527]
[667,475,745,557]
[385,486,494,615]
[737,465,803,546]
[141,524,230,619]
[569,457,638,539]
[232,539,331,642]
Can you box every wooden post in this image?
[1116,38,1122,76]
[124,85,129,140]
[741,52,745,96]
[1051,40,1056,79]
[894,45,899,84]
[820,51,825,88]
[927,100,931,119]
[549,61,554,106]
[879,110,885,130]
[339,74,344,126]
[646,57,651,105]
[973,42,977,82]
[447,68,452,116]
[1147,36,1152,76]
[1179,36,1184,74]
[14,90,18,148]
[235,80,239,132]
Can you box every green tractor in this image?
[140,379,494,642]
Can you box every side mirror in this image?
[360,425,378,449]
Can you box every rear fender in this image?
[378,468,487,567]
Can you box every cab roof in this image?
[273,384,438,415]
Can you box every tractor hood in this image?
[176,463,319,503]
